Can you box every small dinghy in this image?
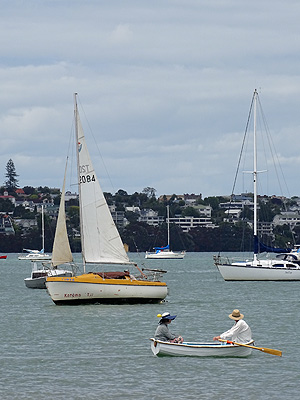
[150,338,254,357]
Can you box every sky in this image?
[1,0,300,199]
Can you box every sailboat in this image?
[24,177,74,289]
[145,205,186,259]
[18,205,51,261]
[46,93,168,304]
[214,89,300,280]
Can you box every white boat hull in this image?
[19,254,51,261]
[25,269,73,289]
[150,339,253,357]
[145,251,185,259]
[46,279,168,304]
[24,276,48,289]
[216,261,300,281]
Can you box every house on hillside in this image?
[0,213,15,234]
[0,191,16,205]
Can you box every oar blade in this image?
[260,347,282,357]
[218,338,282,357]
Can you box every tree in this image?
[23,186,37,195]
[142,187,156,199]
[181,206,200,218]
[4,159,19,191]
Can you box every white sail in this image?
[51,161,73,267]
[75,96,130,265]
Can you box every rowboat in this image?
[0,255,7,259]
[150,338,254,357]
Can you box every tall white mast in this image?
[167,205,170,248]
[41,204,45,251]
[253,89,258,263]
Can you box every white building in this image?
[169,216,216,232]
[273,212,300,229]
[138,209,164,226]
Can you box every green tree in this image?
[181,207,200,217]
[0,198,14,212]
[142,187,157,199]
[23,186,37,195]
[4,159,19,191]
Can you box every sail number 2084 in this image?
[79,165,95,184]
[79,174,96,184]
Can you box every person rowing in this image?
[154,312,184,343]
[213,309,252,344]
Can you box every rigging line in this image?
[257,95,290,198]
[76,95,116,195]
[257,95,295,245]
[230,92,256,199]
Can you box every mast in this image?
[253,89,258,263]
[41,204,45,252]
[74,93,86,273]
[167,205,170,248]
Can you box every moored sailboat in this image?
[19,205,51,261]
[46,94,168,304]
[214,90,300,280]
[145,205,186,259]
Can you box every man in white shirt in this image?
[213,309,252,344]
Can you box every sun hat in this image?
[229,309,244,320]
[157,312,176,320]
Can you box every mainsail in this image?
[75,95,130,265]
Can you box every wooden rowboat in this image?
[150,338,254,357]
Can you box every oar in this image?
[218,339,282,357]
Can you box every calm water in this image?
[0,252,299,399]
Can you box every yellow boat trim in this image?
[46,273,167,287]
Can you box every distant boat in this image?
[18,205,51,261]
[18,250,51,261]
[145,205,186,259]
[24,168,74,289]
[24,261,73,289]
[0,255,7,259]
[214,89,300,280]
[150,338,253,357]
[46,93,168,305]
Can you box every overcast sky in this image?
[1,0,300,198]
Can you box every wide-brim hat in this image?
[229,309,244,320]
[158,312,176,321]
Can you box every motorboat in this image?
[19,250,51,261]
[24,261,73,289]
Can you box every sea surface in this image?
[0,252,299,399]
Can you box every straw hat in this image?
[229,309,244,320]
